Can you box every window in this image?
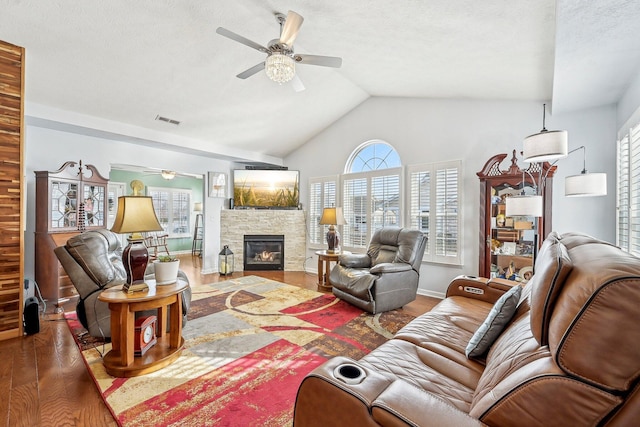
[342,169,402,249]
[407,161,462,264]
[309,141,462,265]
[148,187,192,238]
[308,176,337,246]
[346,140,401,173]
[617,121,640,256]
[341,141,402,249]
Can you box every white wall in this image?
[617,70,640,130]
[24,125,232,280]
[285,97,617,297]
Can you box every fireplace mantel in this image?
[220,210,306,272]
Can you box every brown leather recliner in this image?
[329,227,427,314]
[54,229,191,338]
[295,231,640,426]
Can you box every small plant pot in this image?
[153,259,180,285]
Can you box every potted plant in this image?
[153,255,180,285]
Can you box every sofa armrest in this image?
[370,262,412,274]
[339,253,372,268]
[446,275,512,304]
[372,381,486,427]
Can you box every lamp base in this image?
[122,238,150,293]
[326,226,341,254]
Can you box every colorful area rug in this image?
[65,276,415,426]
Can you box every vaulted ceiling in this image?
[2,0,639,163]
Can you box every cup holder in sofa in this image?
[333,363,366,385]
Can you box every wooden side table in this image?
[98,278,188,377]
[316,250,351,290]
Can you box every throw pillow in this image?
[466,285,523,358]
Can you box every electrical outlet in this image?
[464,286,484,295]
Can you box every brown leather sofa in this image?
[294,232,640,426]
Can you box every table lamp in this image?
[110,196,164,293]
[319,207,347,253]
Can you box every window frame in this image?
[341,167,403,251]
[308,175,339,249]
[406,160,462,265]
[617,120,640,256]
[147,186,193,239]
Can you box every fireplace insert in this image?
[244,235,285,271]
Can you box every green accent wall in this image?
[109,170,204,253]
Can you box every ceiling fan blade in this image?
[216,27,270,54]
[291,74,305,92]
[236,62,265,79]
[294,54,342,68]
[279,11,304,47]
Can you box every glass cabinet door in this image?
[50,180,78,230]
[489,182,537,282]
[83,184,106,227]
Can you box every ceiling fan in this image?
[216,10,342,92]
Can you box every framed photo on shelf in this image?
[503,242,517,255]
[208,172,227,198]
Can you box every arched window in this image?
[346,141,401,173]
[341,141,402,247]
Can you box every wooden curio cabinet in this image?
[35,161,109,310]
[477,150,555,281]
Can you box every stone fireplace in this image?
[220,209,306,271]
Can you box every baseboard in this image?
[417,289,445,300]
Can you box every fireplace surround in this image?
[220,209,306,272]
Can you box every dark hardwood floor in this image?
[0,255,440,426]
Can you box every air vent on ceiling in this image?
[155,115,181,126]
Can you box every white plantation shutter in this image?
[618,134,630,251]
[435,166,459,258]
[342,168,402,249]
[407,161,461,264]
[343,176,369,248]
[308,177,338,246]
[371,174,400,231]
[409,170,431,256]
[631,124,640,255]
[618,122,640,256]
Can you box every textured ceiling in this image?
[0,1,637,162]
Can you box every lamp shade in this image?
[319,207,346,225]
[110,196,163,234]
[523,130,568,163]
[505,195,543,217]
[565,172,607,197]
[194,202,203,212]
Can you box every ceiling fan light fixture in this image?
[265,53,295,84]
[161,170,176,180]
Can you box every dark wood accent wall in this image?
[0,40,24,339]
